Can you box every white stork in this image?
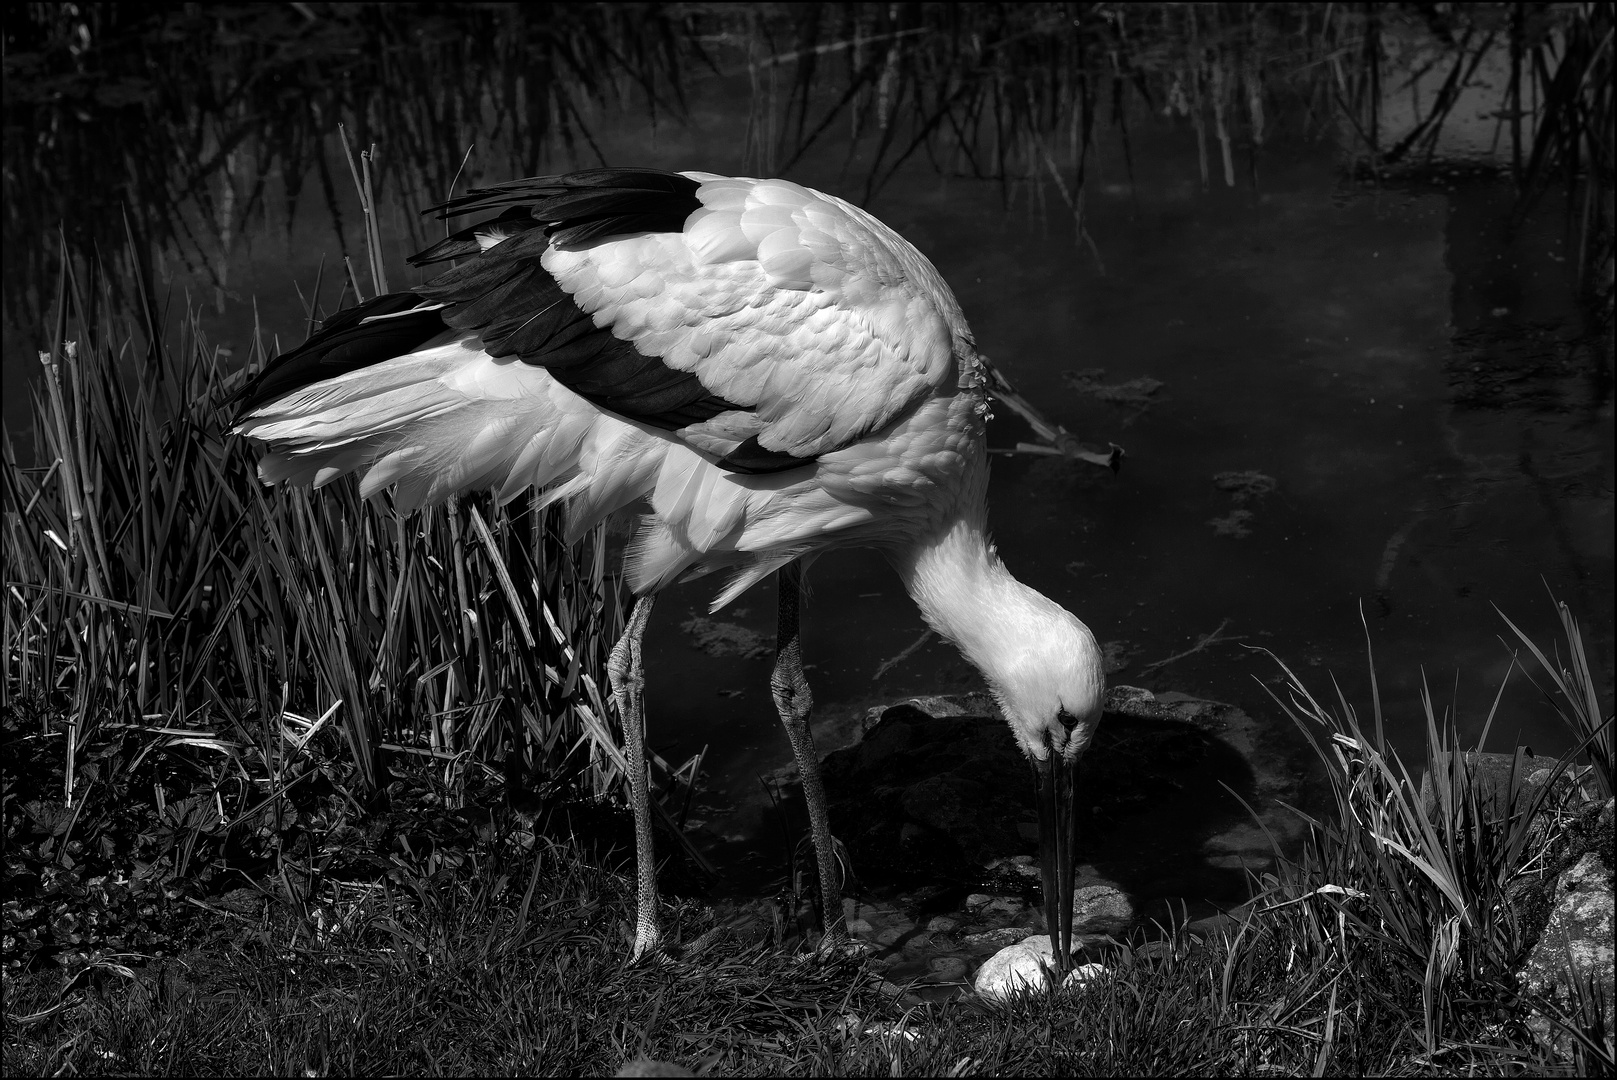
[234,168,1105,972]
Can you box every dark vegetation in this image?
[4,3,1614,1075]
[4,2,1611,337]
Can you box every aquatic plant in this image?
[5,3,1611,338]
[1249,602,1612,1065]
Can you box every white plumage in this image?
[236,168,1104,968]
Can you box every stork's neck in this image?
[897,512,1076,662]
[894,515,1009,656]
[891,512,1105,757]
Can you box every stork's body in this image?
[236,169,1104,970]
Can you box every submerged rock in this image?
[820,689,1282,912]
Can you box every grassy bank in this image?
[4,606,1611,1075]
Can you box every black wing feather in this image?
[234,293,447,420]
[410,206,539,266]
[241,168,815,475]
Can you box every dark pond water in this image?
[5,8,1611,915]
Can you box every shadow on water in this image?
[4,4,1612,921]
[816,700,1261,919]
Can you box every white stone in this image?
[1066,962,1109,987]
[974,938,1052,1000]
[973,938,1111,1001]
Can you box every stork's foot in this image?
[628,926,673,966]
[796,930,872,965]
[815,926,862,956]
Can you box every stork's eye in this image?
[1057,709,1080,731]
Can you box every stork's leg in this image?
[771,563,848,949]
[608,595,661,962]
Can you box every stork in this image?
[234,168,1105,974]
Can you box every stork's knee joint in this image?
[771,671,811,704]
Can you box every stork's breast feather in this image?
[543,176,958,460]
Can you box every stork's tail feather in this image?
[233,335,851,608]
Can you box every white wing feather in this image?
[542,173,969,459]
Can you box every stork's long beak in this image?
[1031,737,1082,979]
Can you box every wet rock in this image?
[983,896,1026,918]
[1517,800,1615,1056]
[1014,881,1133,936]
[928,956,969,982]
[926,915,960,933]
[1072,884,1134,935]
[1526,765,1599,802]
[963,926,1033,950]
[1416,753,1598,822]
[984,854,1041,887]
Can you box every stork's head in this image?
[977,587,1105,761]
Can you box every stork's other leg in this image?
[772,563,848,949]
[608,595,661,962]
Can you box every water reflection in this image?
[4,5,1610,907]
